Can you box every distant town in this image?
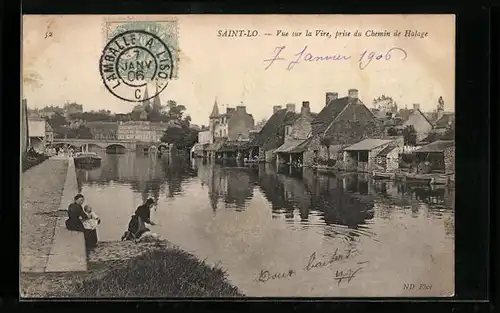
[23,87,455,183]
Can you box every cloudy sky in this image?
[22,14,455,126]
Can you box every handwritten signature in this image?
[258,269,296,282]
[263,45,407,71]
[304,248,354,271]
[256,249,366,286]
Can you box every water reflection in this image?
[75,152,454,296]
[194,162,258,212]
[76,152,454,235]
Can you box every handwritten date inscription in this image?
[263,45,407,70]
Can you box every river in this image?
[75,150,455,297]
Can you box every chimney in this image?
[301,101,311,115]
[273,105,282,114]
[226,107,236,114]
[286,103,296,112]
[325,92,338,105]
[236,106,246,113]
[348,89,359,101]
[413,103,420,111]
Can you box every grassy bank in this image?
[22,244,243,298]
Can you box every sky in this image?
[22,15,455,126]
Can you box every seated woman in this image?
[82,205,101,249]
[65,194,86,231]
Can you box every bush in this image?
[317,159,337,167]
[326,159,337,167]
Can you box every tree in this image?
[165,100,187,122]
[373,95,398,113]
[130,110,143,121]
[181,115,191,128]
[46,112,68,129]
[74,125,94,139]
[69,111,115,122]
[403,125,417,146]
[161,126,198,150]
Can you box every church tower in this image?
[142,86,150,107]
[209,98,219,144]
[152,85,162,112]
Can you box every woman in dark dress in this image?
[65,194,99,249]
[65,194,86,231]
[121,198,156,241]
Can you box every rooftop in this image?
[344,139,393,151]
[377,145,398,157]
[395,109,413,121]
[249,109,298,149]
[311,97,351,135]
[434,113,455,128]
[415,140,455,153]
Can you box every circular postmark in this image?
[99,30,174,102]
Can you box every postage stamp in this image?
[21,14,456,299]
[99,30,174,102]
[99,20,178,102]
[104,19,179,78]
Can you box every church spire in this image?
[152,85,162,111]
[209,97,219,118]
[142,86,150,107]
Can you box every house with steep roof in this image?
[394,103,434,142]
[205,99,255,159]
[208,99,254,143]
[401,104,434,141]
[307,89,385,165]
[245,104,299,163]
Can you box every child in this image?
[83,205,101,231]
[83,205,100,249]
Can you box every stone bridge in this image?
[52,139,171,152]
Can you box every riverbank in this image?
[21,241,243,298]
[21,158,242,297]
[21,159,69,272]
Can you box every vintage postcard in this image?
[21,14,455,298]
